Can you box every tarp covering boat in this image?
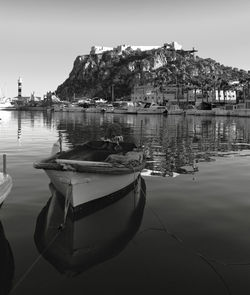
[34,141,145,174]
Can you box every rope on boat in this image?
[11,227,64,293]
[10,186,70,293]
[63,182,72,226]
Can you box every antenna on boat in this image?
[139,120,143,147]
[59,131,62,153]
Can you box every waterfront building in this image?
[131,84,165,105]
[214,90,237,103]
[131,83,239,106]
[131,84,204,105]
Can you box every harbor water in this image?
[1,110,250,294]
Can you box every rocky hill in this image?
[56,43,250,100]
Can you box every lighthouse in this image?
[18,77,22,98]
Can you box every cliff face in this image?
[56,45,249,100]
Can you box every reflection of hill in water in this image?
[56,113,136,147]
[34,178,146,276]
[55,114,250,174]
[0,222,14,295]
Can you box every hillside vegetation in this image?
[56,45,250,100]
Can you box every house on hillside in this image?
[131,84,205,105]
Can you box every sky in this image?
[0,0,249,98]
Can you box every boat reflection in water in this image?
[34,176,146,276]
[0,221,15,294]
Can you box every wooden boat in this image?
[0,173,12,205]
[34,179,146,275]
[34,140,145,212]
[0,155,13,205]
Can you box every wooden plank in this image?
[55,159,113,167]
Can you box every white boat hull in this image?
[45,169,140,208]
[185,109,215,116]
[0,104,16,110]
[137,109,166,114]
[168,110,184,115]
[0,174,13,205]
[84,108,103,113]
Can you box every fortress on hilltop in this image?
[90,41,183,55]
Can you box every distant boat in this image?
[112,101,137,114]
[84,106,104,113]
[103,103,115,113]
[185,102,215,116]
[136,102,167,114]
[0,98,16,110]
[53,102,84,112]
[34,178,146,275]
[166,104,184,115]
[34,138,145,211]
[213,104,236,116]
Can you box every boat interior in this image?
[56,141,137,162]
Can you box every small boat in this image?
[166,104,184,115]
[102,103,114,113]
[34,138,145,212]
[53,102,84,112]
[213,104,236,116]
[186,102,215,116]
[0,98,16,110]
[0,155,13,206]
[34,179,146,275]
[136,102,167,114]
[112,101,137,114]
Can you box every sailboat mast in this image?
[111,84,114,102]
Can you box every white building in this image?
[215,90,237,102]
[115,45,161,54]
[89,42,183,56]
[164,41,183,51]
[90,46,113,55]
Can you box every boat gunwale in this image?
[33,140,145,174]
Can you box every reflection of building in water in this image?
[54,113,250,174]
[17,111,21,142]
[146,116,248,174]
[55,113,136,146]
[42,110,53,129]
[30,111,35,128]
[34,178,146,275]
